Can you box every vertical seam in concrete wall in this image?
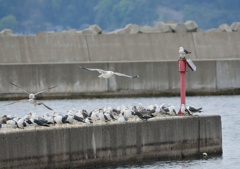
[215,61,218,91]
[198,116,201,158]
[84,35,91,61]
[107,62,110,92]
[191,33,198,59]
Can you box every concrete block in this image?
[184,20,198,32]
[125,24,140,34]
[80,24,102,34]
[108,28,127,34]
[168,23,187,33]
[0,29,13,36]
[206,28,221,33]
[67,29,77,34]
[89,24,102,34]
[139,25,162,33]
[231,22,240,32]
[109,24,140,34]
[154,21,172,33]
[218,24,232,32]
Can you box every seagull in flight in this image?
[8,81,58,100]
[5,99,54,110]
[79,66,139,79]
[179,47,191,59]
[4,81,58,110]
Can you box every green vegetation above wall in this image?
[0,0,239,34]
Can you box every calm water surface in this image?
[1,95,239,169]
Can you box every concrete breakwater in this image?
[0,31,240,98]
[0,32,240,64]
[0,59,240,100]
[0,115,222,169]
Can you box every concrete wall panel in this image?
[186,60,217,92]
[216,60,240,89]
[0,34,89,63]
[1,32,240,63]
[0,60,239,99]
[193,32,240,59]
[86,33,195,62]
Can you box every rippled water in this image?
[1,95,240,169]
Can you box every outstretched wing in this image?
[37,102,53,111]
[4,99,28,106]
[8,81,30,95]
[113,72,139,78]
[34,84,58,96]
[79,66,106,73]
[188,106,202,112]
[184,49,191,54]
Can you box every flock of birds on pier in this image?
[0,47,202,129]
[0,103,202,129]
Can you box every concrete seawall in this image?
[0,32,240,98]
[0,59,240,99]
[0,32,240,63]
[0,115,222,169]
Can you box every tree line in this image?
[0,0,239,34]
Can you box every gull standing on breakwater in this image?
[79,66,140,79]
[187,106,202,115]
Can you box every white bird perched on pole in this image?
[179,47,191,59]
[79,66,139,79]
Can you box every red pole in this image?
[178,59,186,115]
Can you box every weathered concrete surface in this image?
[193,32,240,59]
[1,32,240,63]
[0,33,89,63]
[0,115,222,169]
[0,59,239,99]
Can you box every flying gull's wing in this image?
[113,72,139,78]
[79,66,106,73]
[34,84,58,96]
[4,99,29,106]
[37,101,53,111]
[8,81,30,95]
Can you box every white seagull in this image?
[5,98,54,111]
[79,66,139,79]
[187,106,202,115]
[179,47,191,59]
[8,81,58,100]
